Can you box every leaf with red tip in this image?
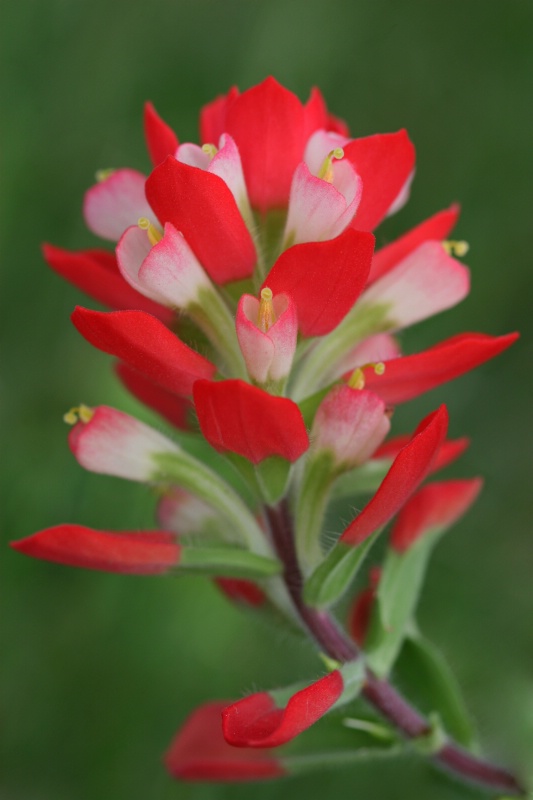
[370,205,460,284]
[222,671,344,748]
[145,156,256,284]
[194,380,309,464]
[165,701,285,782]
[340,406,448,546]
[115,362,192,430]
[11,525,179,574]
[264,229,375,337]
[72,307,215,397]
[144,101,178,166]
[374,435,470,475]
[344,130,416,231]
[42,244,172,322]
[391,479,483,553]
[361,332,519,404]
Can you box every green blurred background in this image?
[2,1,532,797]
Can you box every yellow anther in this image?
[63,404,94,425]
[258,287,276,333]
[95,168,115,182]
[442,240,469,257]
[201,143,218,159]
[138,217,163,246]
[347,361,385,390]
[317,147,344,182]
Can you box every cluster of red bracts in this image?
[12,78,518,783]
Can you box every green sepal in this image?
[284,743,408,775]
[255,456,291,504]
[153,451,270,557]
[335,659,366,708]
[295,451,336,572]
[179,546,282,579]
[411,712,447,756]
[365,529,442,678]
[331,458,393,500]
[297,385,333,428]
[394,633,477,748]
[303,530,382,608]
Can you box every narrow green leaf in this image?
[255,456,291,504]
[295,451,336,572]
[179,546,282,579]
[303,530,381,608]
[394,633,477,748]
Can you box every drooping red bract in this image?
[115,362,192,431]
[10,525,179,574]
[391,479,483,553]
[72,307,215,397]
[264,228,375,337]
[165,701,286,782]
[361,332,519,404]
[222,671,344,748]
[193,379,309,464]
[340,406,448,546]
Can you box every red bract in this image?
[340,406,448,546]
[165,702,286,782]
[11,525,179,574]
[72,307,215,396]
[391,478,483,553]
[215,578,266,607]
[222,671,343,748]
[145,156,256,284]
[115,362,192,430]
[193,379,309,464]
[344,130,416,231]
[263,228,375,337]
[42,244,173,322]
[348,567,381,646]
[200,77,334,212]
[144,101,179,167]
[374,434,470,474]
[361,332,518,404]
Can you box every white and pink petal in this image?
[83,169,157,242]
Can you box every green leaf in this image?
[179,546,282,579]
[303,530,381,608]
[330,458,392,499]
[255,455,291,504]
[365,532,439,677]
[394,633,477,748]
[295,451,336,572]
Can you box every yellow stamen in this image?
[347,362,386,390]
[258,287,276,333]
[138,217,163,246]
[442,240,469,257]
[95,168,115,182]
[201,143,218,159]
[317,147,344,183]
[63,404,94,425]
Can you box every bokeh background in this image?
[2,1,532,798]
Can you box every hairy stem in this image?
[265,500,526,797]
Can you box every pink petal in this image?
[71,307,215,397]
[42,243,172,322]
[312,387,390,468]
[303,130,351,175]
[144,101,179,166]
[344,130,416,231]
[68,405,179,481]
[369,205,460,284]
[340,406,448,546]
[115,362,192,430]
[361,332,519,404]
[236,293,297,384]
[264,228,375,337]
[333,333,401,381]
[284,161,362,244]
[117,223,211,309]
[165,701,285,782]
[83,169,156,241]
[11,525,179,574]
[391,479,483,552]
[145,156,256,284]
[360,241,470,330]
[193,379,309,465]
[222,671,343,748]
[157,487,218,535]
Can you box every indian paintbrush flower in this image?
[13,77,526,795]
